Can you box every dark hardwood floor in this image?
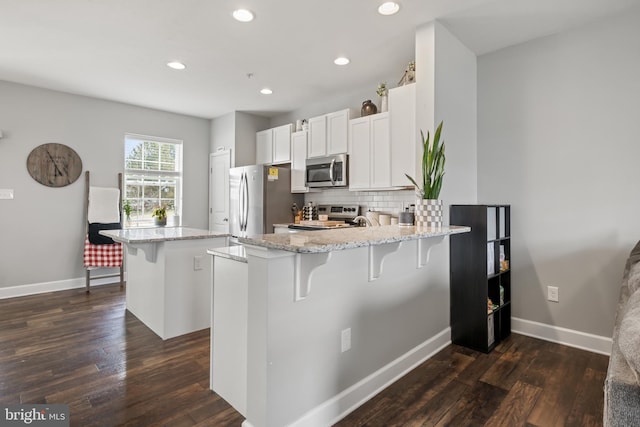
[336,333,608,427]
[0,283,609,426]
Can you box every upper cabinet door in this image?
[307,115,327,158]
[348,113,390,191]
[291,131,309,193]
[348,116,371,190]
[370,113,391,189]
[389,83,416,187]
[272,124,292,164]
[256,129,273,165]
[326,109,349,155]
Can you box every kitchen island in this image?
[208,224,470,427]
[101,227,228,340]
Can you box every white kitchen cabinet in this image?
[273,124,292,164]
[291,130,311,193]
[307,109,350,158]
[211,253,248,416]
[307,115,327,158]
[348,112,390,190]
[326,109,349,154]
[389,83,417,187]
[256,124,292,165]
[348,117,370,190]
[256,129,273,165]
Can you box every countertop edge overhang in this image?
[237,225,471,254]
[99,227,229,244]
[207,245,248,263]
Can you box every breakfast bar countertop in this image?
[207,245,248,263]
[238,224,471,253]
[100,227,229,244]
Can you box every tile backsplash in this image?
[304,188,416,217]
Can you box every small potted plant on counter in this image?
[152,206,167,227]
[123,200,132,224]
[405,121,445,229]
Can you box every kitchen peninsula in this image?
[101,227,228,340]
[208,225,470,427]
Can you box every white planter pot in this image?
[414,199,443,229]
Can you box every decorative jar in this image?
[361,100,377,116]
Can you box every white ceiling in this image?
[1,0,638,120]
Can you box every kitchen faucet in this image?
[353,216,372,227]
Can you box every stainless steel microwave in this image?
[306,154,348,188]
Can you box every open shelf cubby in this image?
[450,204,511,353]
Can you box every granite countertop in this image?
[238,225,471,254]
[100,227,229,244]
[207,245,247,263]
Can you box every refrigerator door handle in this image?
[329,158,336,186]
[238,171,246,231]
[242,171,250,232]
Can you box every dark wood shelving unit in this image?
[450,204,511,353]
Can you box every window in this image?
[123,134,183,226]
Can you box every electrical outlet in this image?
[341,328,351,352]
[547,285,559,302]
[0,189,14,199]
[193,255,203,271]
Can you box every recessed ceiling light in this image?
[167,61,186,70]
[378,2,400,15]
[233,9,254,22]
[260,88,273,95]
[334,57,350,66]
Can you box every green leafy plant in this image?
[405,121,445,199]
[376,82,387,97]
[123,200,132,219]
[152,206,167,221]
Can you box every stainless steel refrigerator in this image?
[229,165,304,238]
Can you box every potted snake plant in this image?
[405,121,445,228]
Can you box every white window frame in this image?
[123,133,183,227]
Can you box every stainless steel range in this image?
[288,204,360,231]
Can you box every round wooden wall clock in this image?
[26,143,83,187]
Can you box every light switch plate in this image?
[0,189,14,199]
[341,328,351,352]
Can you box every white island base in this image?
[101,227,227,340]
[209,225,470,427]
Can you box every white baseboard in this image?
[512,317,612,356]
[0,274,124,300]
[289,327,451,427]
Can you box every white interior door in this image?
[210,150,231,233]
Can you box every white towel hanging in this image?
[88,187,120,223]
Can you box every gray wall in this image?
[477,7,640,337]
[210,112,235,154]
[210,111,268,167]
[0,80,210,289]
[235,112,268,167]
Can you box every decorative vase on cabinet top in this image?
[361,100,377,116]
[380,95,388,113]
